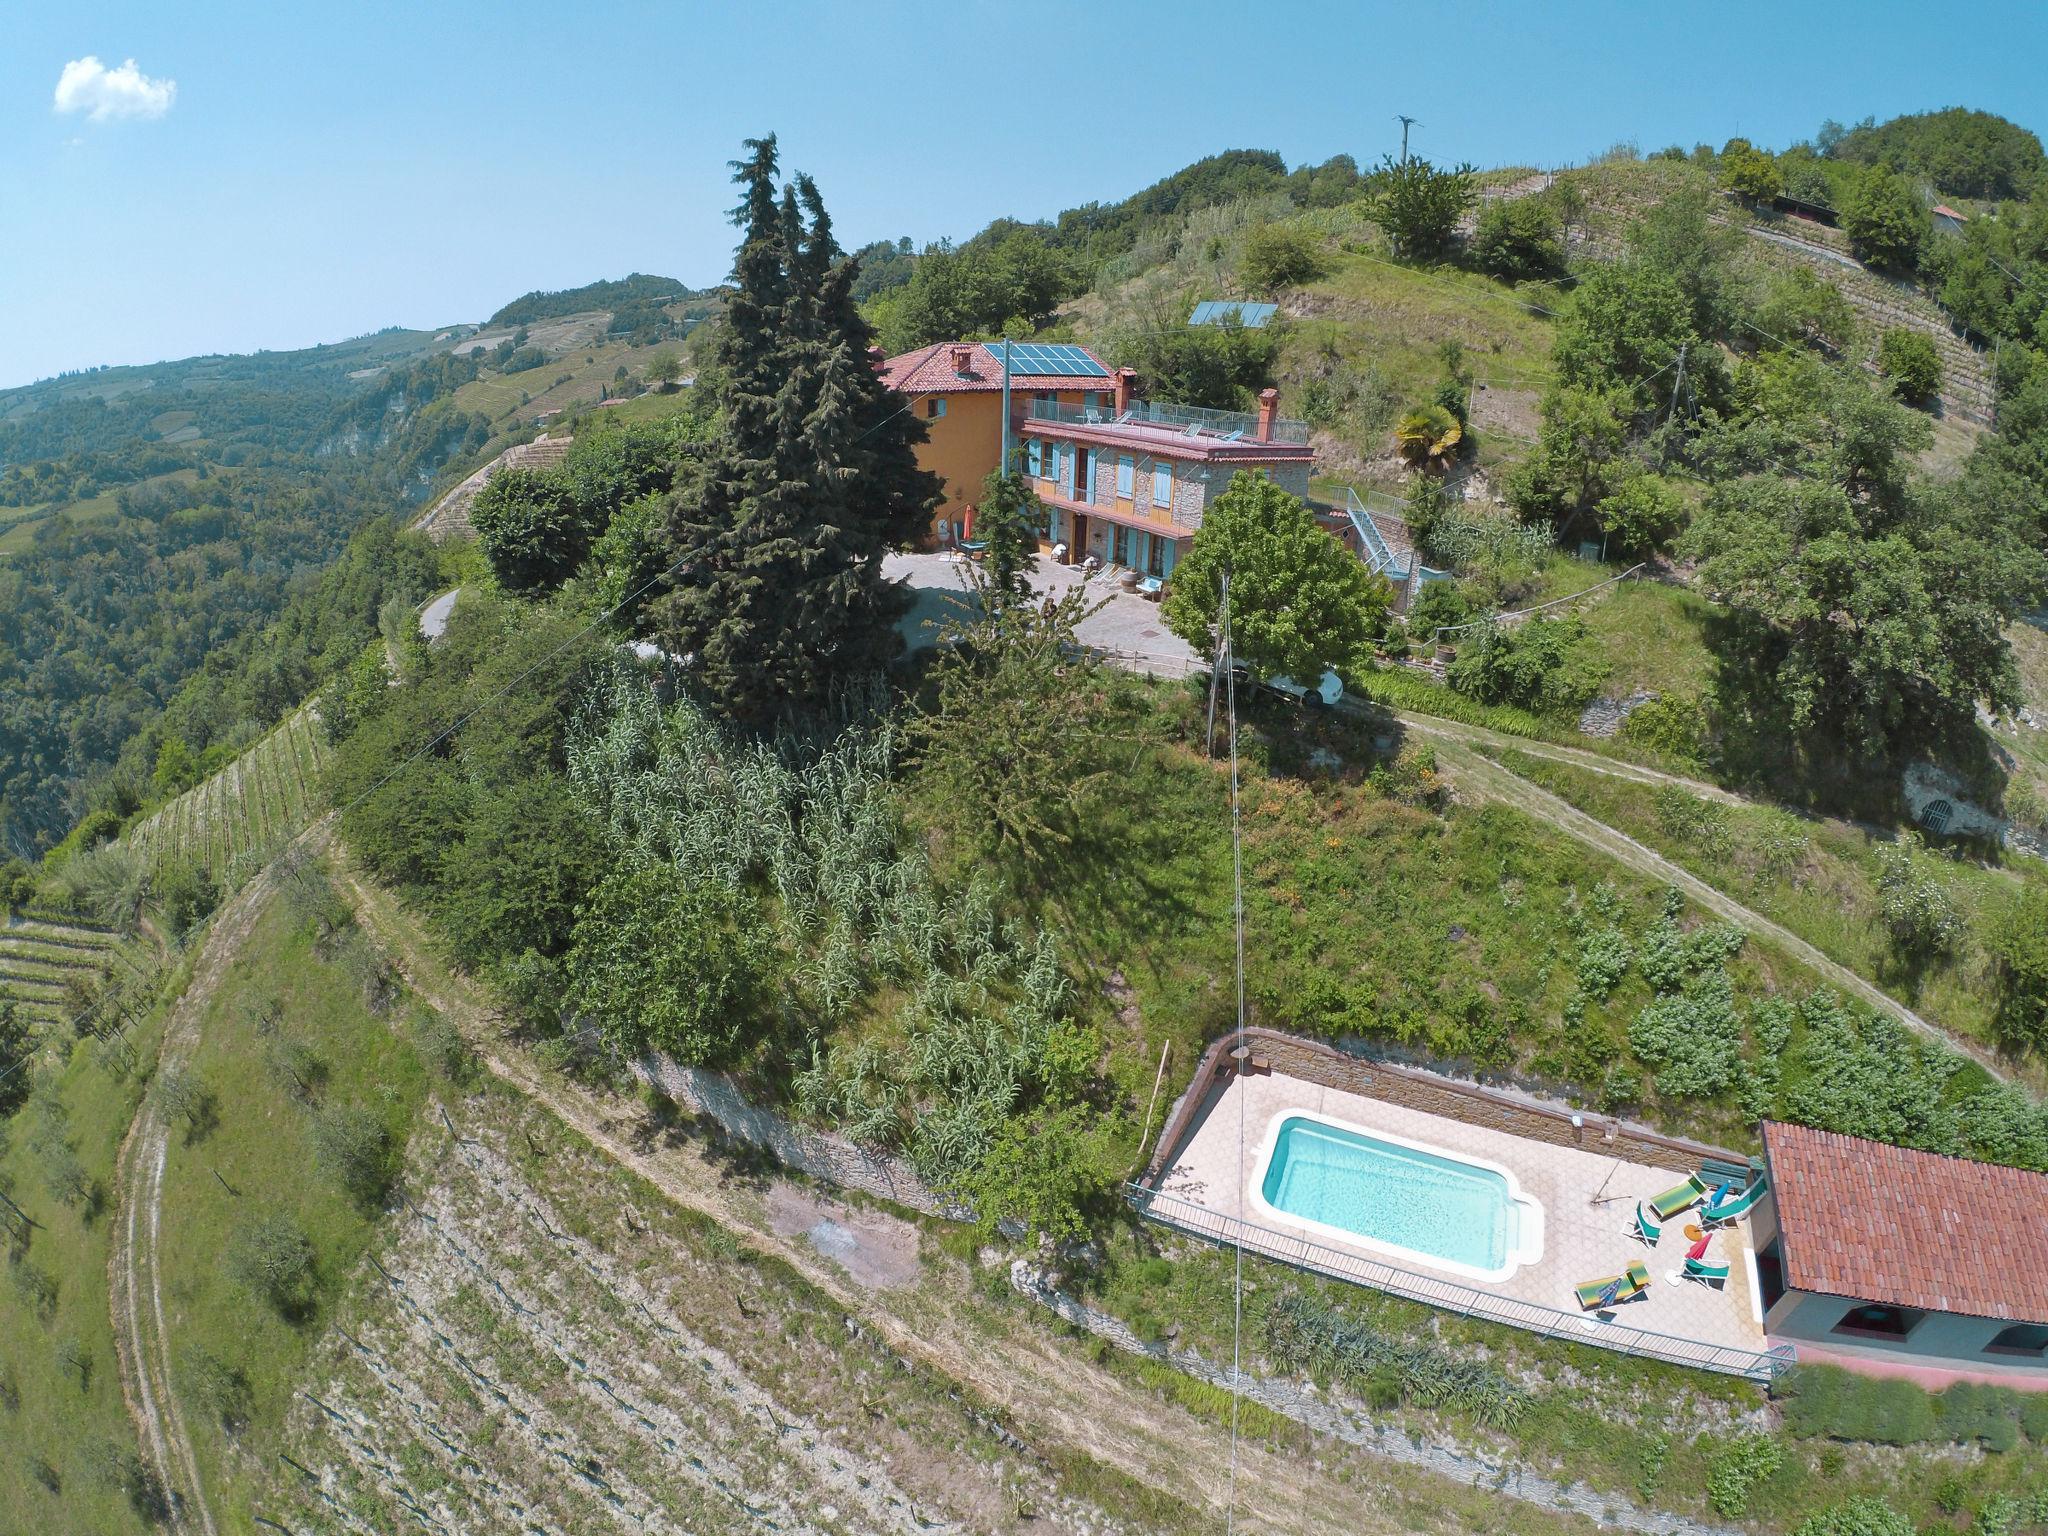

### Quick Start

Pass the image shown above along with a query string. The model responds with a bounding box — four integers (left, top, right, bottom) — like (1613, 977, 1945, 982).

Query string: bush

(152, 857, 220, 940)
(227, 1210, 316, 1315)
(1239, 222, 1323, 288)
(1874, 835, 1963, 955)
(1705, 1432, 1783, 1517)
(1470, 198, 1564, 282)
(1877, 328, 1942, 405)
(310, 1103, 396, 1203)
(1620, 691, 1710, 763)
(1445, 616, 1607, 717)
(1792, 1497, 1916, 1536)
(1630, 970, 1744, 1098)
(1989, 887, 2048, 1052)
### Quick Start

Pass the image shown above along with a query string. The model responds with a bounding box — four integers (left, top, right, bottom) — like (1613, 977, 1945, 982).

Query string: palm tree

(1393, 404, 1463, 471)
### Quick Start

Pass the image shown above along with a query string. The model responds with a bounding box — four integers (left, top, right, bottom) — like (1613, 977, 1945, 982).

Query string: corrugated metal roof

(1190, 301, 1279, 328)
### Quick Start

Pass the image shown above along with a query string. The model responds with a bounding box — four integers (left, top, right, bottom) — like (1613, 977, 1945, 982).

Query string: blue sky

(4, 0, 2046, 389)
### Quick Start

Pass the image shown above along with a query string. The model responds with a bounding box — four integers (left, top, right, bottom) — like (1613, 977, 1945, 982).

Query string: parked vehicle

(1222, 663, 1344, 709)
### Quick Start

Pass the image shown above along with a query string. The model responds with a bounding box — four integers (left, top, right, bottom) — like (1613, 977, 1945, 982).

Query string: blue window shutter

(1154, 463, 1172, 506)
(1117, 455, 1134, 496)
(1027, 439, 1042, 476)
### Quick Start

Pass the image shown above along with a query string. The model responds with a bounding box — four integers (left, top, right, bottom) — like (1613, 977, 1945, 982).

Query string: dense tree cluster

(657, 135, 940, 728)
(1826, 107, 2046, 201)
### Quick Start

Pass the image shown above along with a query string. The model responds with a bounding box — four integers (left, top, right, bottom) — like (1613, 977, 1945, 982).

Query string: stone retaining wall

(629, 1053, 970, 1219)
(1144, 1026, 1746, 1184)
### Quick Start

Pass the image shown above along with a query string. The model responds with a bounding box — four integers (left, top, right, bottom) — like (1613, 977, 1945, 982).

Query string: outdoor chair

(1628, 1201, 1662, 1246)
(1648, 1173, 1708, 1221)
(1574, 1260, 1652, 1312)
(1673, 1254, 1731, 1288)
(1701, 1175, 1767, 1227)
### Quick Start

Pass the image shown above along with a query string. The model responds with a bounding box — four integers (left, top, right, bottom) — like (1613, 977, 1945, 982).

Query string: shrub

(1575, 926, 1633, 999)
(1652, 783, 1731, 856)
(1704, 1432, 1783, 1517)
(1989, 887, 2048, 1052)
(1239, 222, 1324, 288)
(152, 857, 219, 940)
(1792, 1497, 1916, 1536)
(1877, 328, 1942, 405)
(1445, 616, 1607, 717)
(1874, 835, 1963, 955)
(227, 1210, 316, 1315)
(1631, 970, 1744, 1099)
(1621, 691, 1710, 763)
(1470, 198, 1564, 282)
(310, 1103, 396, 1203)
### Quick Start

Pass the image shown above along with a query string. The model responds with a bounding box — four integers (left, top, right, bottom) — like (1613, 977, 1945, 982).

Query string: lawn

(0, 998, 166, 1533)
(155, 883, 431, 1519)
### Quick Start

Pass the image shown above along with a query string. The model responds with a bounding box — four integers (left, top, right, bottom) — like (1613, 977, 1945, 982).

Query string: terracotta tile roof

(878, 341, 1111, 395)
(1762, 1121, 2048, 1324)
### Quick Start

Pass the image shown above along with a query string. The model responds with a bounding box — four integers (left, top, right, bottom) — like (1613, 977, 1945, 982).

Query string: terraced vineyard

(0, 911, 144, 1031)
(126, 706, 329, 877)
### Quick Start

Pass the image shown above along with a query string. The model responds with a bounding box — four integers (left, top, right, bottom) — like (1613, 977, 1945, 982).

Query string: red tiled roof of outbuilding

(1761, 1121, 2048, 1324)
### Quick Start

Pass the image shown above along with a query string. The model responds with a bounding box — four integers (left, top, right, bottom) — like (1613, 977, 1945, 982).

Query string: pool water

(1259, 1115, 1521, 1273)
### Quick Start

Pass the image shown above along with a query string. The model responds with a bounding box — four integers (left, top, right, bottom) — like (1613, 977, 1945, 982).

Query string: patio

(1148, 1065, 1776, 1377)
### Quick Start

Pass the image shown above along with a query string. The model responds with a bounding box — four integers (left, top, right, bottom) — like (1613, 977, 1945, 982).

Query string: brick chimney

(1256, 387, 1280, 442)
(1114, 367, 1137, 415)
(867, 346, 885, 372)
(950, 344, 973, 377)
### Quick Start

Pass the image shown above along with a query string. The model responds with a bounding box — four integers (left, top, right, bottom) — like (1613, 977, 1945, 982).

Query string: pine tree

(659, 138, 939, 729)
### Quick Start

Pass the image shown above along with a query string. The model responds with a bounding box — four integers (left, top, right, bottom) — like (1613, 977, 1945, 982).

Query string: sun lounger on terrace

(1672, 1254, 1732, 1288)
(1574, 1260, 1652, 1312)
(1701, 1175, 1767, 1227)
(1628, 1201, 1661, 1246)
(1649, 1174, 1708, 1221)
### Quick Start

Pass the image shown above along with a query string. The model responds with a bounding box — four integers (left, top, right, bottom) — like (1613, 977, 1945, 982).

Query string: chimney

(1114, 367, 1137, 415)
(1256, 387, 1280, 442)
(950, 344, 974, 377)
(867, 345, 886, 372)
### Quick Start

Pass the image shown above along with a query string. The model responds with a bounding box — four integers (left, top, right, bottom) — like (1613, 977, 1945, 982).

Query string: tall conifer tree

(661, 137, 938, 728)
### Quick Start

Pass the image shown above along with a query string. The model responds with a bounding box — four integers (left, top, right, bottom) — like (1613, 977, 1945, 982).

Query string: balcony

(1026, 395, 1310, 446)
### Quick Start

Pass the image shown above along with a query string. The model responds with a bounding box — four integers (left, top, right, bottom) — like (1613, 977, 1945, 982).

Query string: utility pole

(1659, 342, 1690, 468)
(1000, 337, 1013, 472)
(1395, 115, 1421, 163)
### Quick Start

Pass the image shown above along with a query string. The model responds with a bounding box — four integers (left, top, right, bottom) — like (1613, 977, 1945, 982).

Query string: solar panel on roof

(997, 341, 1107, 378)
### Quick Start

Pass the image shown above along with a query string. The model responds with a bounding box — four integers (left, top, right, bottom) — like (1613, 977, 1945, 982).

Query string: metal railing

(1128, 1184, 1795, 1382)
(1026, 395, 1310, 446)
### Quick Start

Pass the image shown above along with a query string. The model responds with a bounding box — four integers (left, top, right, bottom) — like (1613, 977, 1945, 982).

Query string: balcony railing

(1128, 1183, 1795, 1382)
(1027, 395, 1310, 446)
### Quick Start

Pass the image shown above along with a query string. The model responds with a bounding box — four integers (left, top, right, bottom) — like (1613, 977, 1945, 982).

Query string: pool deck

(1155, 1068, 1768, 1365)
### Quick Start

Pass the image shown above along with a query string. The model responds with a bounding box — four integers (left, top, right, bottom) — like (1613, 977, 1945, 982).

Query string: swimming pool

(1250, 1111, 1544, 1283)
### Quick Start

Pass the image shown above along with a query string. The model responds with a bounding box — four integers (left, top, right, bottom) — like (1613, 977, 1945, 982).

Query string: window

(1147, 533, 1168, 577)
(1832, 1304, 1924, 1342)
(924, 397, 946, 419)
(1116, 455, 1134, 498)
(1153, 462, 1173, 507)
(1986, 1324, 2048, 1357)
(1026, 439, 1043, 476)
(1083, 391, 1101, 412)
(1112, 525, 1133, 566)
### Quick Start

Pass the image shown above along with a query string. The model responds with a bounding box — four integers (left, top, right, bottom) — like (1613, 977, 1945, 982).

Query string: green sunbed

(1679, 1254, 1732, 1286)
(1575, 1260, 1652, 1311)
(1628, 1201, 1662, 1246)
(1649, 1173, 1709, 1221)
(1702, 1176, 1767, 1226)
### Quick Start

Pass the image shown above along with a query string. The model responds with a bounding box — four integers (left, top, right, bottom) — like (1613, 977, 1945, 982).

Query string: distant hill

(488, 273, 699, 328)
(1829, 106, 2046, 201)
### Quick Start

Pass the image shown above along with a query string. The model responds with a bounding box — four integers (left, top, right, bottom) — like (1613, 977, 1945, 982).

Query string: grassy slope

(946, 678, 1862, 1151)
(1489, 744, 2048, 1062)
(155, 890, 429, 1521)
(0, 1007, 165, 1534)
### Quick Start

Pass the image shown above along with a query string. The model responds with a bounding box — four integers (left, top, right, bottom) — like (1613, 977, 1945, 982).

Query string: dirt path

(1429, 742, 2014, 1081)
(330, 850, 1610, 1536)
(1378, 705, 1756, 807)
(109, 869, 285, 1536)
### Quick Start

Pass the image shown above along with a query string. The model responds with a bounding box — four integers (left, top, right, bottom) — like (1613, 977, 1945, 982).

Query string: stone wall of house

(1144, 1027, 1746, 1184)
(1171, 460, 1313, 532)
(629, 1052, 969, 1219)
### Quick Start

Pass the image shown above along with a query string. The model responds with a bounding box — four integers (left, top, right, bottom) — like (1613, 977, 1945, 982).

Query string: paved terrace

(887, 551, 1201, 674)
(1153, 1066, 1772, 1375)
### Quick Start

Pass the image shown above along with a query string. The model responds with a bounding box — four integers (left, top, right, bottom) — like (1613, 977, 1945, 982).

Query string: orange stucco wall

(910, 389, 1100, 544)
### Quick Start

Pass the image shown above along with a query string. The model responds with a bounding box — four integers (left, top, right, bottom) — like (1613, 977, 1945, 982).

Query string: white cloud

(53, 56, 176, 123)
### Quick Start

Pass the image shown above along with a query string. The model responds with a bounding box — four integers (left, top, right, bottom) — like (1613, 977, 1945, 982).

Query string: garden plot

(253, 1103, 1158, 1536)
(126, 706, 328, 878)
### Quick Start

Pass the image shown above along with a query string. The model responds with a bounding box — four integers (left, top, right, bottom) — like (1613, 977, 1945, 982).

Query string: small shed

(1932, 204, 1970, 236)
(1756, 1122, 2048, 1384)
